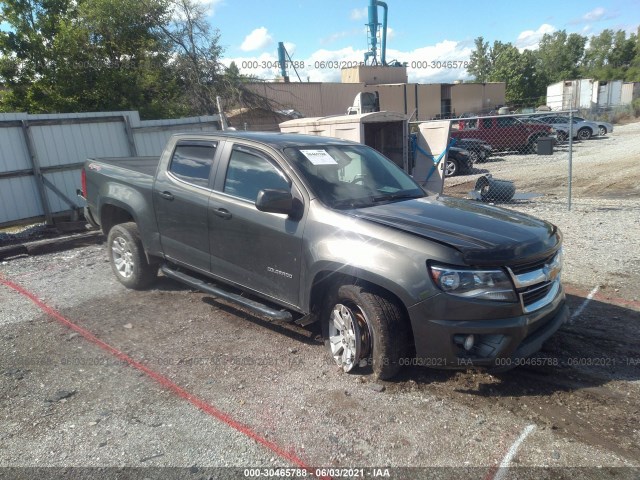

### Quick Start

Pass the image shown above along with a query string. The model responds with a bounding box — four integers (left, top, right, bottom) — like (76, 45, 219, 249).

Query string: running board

(161, 265, 293, 323)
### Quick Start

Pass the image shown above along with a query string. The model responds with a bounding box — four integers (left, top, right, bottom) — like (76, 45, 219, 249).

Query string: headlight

(428, 264, 517, 302)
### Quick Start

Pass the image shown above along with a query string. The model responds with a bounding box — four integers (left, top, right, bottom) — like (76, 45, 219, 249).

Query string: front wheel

(324, 283, 410, 380)
(107, 222, 158, 290)
(444, 158, 459, 177)
(599, 125, 607, 136)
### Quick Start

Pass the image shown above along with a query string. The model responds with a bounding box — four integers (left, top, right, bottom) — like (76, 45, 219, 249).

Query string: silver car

(573, 116, 614, 136)
(537, 115, 601, 141)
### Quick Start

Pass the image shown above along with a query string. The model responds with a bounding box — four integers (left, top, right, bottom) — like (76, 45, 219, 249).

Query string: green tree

(537, 30, 586, 85)
(0, 0, 188, 117)
(467, 36, 491, 82)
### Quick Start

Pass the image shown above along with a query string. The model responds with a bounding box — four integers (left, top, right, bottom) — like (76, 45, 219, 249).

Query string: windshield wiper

(331, 197, 375, 209)
(371, 192, 424, 203)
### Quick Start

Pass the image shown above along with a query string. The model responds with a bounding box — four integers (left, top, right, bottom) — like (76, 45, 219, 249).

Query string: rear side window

(482, 118, 493, 129)
(169, 142, 217, 187)
(224, 146, 290, 202)
(497, 117, 518, 127)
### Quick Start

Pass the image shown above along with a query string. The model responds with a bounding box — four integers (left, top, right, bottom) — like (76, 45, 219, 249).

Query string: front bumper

(407, 284, 568, 369)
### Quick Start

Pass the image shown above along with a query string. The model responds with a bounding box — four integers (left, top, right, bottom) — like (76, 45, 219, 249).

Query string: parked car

(450, 116, 553, 153)
(572, 116, 613, 136)
(80, 132, 567, 380)
(518, 117, 565, 142)
(453, 138, 493, 163)
(536, 115, 601, 141)
(445, 147, 474, 177)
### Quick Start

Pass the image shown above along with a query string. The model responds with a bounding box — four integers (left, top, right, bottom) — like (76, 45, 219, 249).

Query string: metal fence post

(568, 99, 573, 211)
(122, 115, 138, 157)
(21, 120, 54, 225)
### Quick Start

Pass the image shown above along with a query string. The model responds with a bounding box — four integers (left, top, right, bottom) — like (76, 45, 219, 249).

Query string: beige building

(243, 66, 505, 130)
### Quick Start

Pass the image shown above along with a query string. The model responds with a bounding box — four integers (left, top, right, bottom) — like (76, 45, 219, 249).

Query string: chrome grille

(508, 249, 562, 313)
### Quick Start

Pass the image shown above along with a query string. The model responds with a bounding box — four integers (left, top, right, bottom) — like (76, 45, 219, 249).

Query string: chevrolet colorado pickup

(81, 132, 568, 379)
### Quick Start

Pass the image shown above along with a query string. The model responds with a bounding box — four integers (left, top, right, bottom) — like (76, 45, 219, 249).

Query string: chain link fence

(416, 110, 612, 207)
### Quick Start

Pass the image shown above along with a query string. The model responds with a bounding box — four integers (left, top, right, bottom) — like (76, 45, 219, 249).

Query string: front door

(208, 143, 304, 307)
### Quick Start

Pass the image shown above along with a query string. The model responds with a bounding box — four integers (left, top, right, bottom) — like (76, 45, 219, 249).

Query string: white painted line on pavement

(493, 424, 537, 480)
(570, 285, 600, 323)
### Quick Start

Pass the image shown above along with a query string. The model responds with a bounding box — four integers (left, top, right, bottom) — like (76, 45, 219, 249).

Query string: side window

(224, 146, 290, 202)
(465, 118, 478, 129)
(169, 142, 217, 188)
(497, 117, 517, 127)
(482, 118, 493, 129)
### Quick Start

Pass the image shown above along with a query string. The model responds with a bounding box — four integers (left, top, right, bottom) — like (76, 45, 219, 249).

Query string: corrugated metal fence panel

(29, 121, 132, 168)
(0, 125, 31, 172)
(133, 130, 178, 157)
(42, 169, 84, 213)
(133, 123, 220, 157)
(0, 112, 224, 226)
(0, 176, 42, 224)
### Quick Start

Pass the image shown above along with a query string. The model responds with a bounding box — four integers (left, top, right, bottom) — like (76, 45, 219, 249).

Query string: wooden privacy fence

(0, 112, 221, 227)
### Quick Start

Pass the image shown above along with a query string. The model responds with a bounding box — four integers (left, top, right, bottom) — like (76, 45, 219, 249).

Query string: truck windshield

(284, 145, 425, 209)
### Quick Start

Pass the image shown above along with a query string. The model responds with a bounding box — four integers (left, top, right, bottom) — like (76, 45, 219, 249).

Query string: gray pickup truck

(81, 132, 568, 379)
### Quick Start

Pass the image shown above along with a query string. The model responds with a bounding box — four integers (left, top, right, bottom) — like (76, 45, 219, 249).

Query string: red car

(451, 116, 553, 153)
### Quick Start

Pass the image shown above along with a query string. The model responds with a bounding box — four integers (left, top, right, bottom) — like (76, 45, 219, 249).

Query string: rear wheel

(324, 283, 410, 380)
(107, 222, 158, 290)
(577, 128, 591, 140)
(557, 130, 568, 142)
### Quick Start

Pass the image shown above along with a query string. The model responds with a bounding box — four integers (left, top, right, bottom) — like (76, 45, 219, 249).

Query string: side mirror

(255, 189, 294, 215)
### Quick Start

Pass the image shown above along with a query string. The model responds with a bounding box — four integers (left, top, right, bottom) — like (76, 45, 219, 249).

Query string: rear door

(208, 142, 305, 307)
(154, 139, 220, 272)
(495, 116, 527, 150)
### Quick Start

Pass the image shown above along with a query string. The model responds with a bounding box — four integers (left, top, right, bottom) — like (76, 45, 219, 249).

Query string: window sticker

(300, 149, 338, 165)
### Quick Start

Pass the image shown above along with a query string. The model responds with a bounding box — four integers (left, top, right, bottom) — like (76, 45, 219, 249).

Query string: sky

(203, 0, 640, 83)
(1, 0, 638, 83)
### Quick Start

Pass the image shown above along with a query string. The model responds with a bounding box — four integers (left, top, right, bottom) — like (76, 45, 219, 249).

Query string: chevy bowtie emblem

(543, 262, 559, 282)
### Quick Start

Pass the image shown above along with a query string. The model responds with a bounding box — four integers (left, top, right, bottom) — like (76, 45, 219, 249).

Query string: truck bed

(90, 156, 160, 177)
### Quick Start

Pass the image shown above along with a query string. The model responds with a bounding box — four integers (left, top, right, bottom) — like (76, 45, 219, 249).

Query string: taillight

(81, 168, 87, 198)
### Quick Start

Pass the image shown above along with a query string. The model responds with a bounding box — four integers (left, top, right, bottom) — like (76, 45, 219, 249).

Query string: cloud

(350, 8, 368, 21)
(569, 7, 618, 25)
(240, 27, 273, 52)
(386, 27, 396, 40)
(225, 38, 476, 84)
(515, 23, 556, 50)
(583, 7, 606, 22)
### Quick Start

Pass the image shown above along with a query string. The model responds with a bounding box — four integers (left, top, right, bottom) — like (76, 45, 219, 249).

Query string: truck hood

(348, 196, 560, 266)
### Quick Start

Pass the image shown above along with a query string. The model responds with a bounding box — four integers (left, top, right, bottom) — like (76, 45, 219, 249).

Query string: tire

(468, 150, 480, 164)
(323, 283, 410, 380)
(444, 157, 459, 177)
(577, 128, 591, 141)
(557, 131, 568, 142)
(599, 125, 607, 136)
(107, 222, 158, 290)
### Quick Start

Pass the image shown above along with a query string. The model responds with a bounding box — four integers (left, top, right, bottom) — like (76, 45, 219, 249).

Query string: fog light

(464, 334, 475, 351)
(454, 334, 476, 351)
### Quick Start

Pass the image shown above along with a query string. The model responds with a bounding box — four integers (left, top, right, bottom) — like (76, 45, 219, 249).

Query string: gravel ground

(1, 248, 639, 476)
(1, 122, 639, 478)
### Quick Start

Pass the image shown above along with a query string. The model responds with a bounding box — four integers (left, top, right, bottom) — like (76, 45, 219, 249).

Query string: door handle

(158, 191, 174, 201)
(213, 208, 232, 220)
